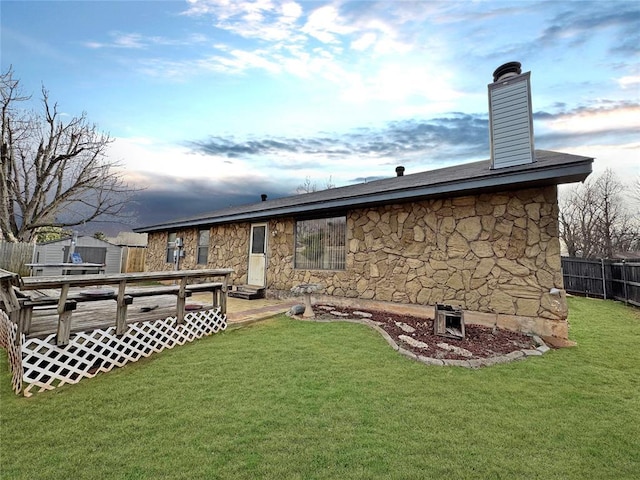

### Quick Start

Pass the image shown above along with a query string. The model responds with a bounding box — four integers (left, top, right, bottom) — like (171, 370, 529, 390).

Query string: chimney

(488, 61, 535, 169)
(395, 166, 405, 177)
(261, 194, 268, 202)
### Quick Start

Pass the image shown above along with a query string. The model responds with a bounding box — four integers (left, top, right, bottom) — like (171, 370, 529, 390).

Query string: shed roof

(37, 235, 120, 247)
(135, 149, 592, 234)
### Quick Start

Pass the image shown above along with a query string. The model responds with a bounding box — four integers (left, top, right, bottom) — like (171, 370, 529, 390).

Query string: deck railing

(0, 268, 233, 396)
(8, 268, 232, 345)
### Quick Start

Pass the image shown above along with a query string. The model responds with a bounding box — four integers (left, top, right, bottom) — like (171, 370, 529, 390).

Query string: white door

(247, 223, 267, 287)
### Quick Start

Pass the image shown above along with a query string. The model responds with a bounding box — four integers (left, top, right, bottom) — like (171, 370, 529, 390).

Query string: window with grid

(166, 232, 176, 263)
(197, 229, 210, 265)
(295, 216, 346, 270)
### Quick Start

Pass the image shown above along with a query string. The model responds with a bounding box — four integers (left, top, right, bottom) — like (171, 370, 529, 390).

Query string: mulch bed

(313, 304, 539, 360)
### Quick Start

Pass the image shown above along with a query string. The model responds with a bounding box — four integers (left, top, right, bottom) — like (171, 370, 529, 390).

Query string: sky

(2, 0, 639, 233)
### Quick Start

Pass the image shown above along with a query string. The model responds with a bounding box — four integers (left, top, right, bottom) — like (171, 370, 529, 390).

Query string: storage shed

(31, 236, 123, 276)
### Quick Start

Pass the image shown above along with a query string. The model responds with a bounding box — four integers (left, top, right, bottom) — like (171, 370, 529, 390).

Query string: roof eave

(135, 158, 592, 233)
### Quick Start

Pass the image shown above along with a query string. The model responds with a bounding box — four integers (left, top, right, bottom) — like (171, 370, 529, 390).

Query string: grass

(1, 296, 639, 479)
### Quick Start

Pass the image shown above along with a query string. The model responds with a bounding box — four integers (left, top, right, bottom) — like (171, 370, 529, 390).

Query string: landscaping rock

(399, 335, 430, 350)
(522, 349, 543, 356)
(436, 342, 473, 358)
(395, 321, 416, 333)
(289, 304, 305, 315)
(536, 344, 551, 354)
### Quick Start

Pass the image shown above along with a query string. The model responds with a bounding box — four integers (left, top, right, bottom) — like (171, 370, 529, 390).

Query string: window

(295, 216, 346, 270)
(166, 232, 176, 263)
(197, 229, 210, 265)
(251, 225, 266, 254)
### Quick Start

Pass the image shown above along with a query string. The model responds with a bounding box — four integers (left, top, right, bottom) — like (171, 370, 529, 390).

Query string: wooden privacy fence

(561, 257, 640, 307)
(121, 246, 146, 272)
(0, 241, 34, 277)
(0, 268, 232, 396)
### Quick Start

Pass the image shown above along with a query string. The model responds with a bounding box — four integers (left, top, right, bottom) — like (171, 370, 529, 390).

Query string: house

(134, 63, 593, 340)
(31, 235, 123, 276)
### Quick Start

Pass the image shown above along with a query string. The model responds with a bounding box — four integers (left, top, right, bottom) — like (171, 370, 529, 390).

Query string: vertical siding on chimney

(489, 72, 535, 169)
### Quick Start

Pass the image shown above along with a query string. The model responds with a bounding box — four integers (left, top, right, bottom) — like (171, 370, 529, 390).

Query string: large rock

(430, 259, 449, 270)
(540, 291, 568, 319)
(456, 217, 482, 241)
(470, 241, 494, 258)
(440, 216, 455, 235)
(545, 240, 562, 270)
(446, 272, 464, 290)
(516, 298, 540, 316)
(507, 197, 526, 217)
(536, 269, 555, 290)
(497, 258, 530, 276)
(489, 290, 515, 314)
(446, 232, 470, 258)
(473, 257, 495, 278)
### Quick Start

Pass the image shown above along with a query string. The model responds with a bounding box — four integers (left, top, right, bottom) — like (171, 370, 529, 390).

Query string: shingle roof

(134, 149, 592, 233)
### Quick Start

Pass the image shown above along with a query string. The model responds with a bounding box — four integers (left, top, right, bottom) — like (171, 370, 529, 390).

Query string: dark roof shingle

(135, 150, 592, 233)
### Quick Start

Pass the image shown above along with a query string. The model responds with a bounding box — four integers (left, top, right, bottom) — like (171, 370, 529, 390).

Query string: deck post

(176, 277, 187, 323)
(116, 279, 128, 335)
(56, 300, 77, 346)
(17, 304, 33, 336)
(211, 286, 220, 310)
(56, 283, 72, 346)
(221, 274, 228, 315)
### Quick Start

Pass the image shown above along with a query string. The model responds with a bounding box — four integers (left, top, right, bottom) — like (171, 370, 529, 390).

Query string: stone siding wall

(145, 185, 568, 337)
(145, 224, 252, 285)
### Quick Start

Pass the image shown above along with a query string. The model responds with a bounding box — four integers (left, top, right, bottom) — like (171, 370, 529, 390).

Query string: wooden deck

(2, 268, 232, 346)
(0, 268, 241, 397)
(25, 292, 211, 338)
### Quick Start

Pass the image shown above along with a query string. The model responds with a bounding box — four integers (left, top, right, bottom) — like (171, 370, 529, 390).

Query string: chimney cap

(493, 61, 522, 82)
(395, 166, 405, 177)
(260, 194, 268, 201)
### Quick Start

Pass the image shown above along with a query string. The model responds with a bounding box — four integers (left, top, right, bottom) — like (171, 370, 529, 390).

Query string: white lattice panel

(20, 308, 226, 397)
(0, 311, 23, 394)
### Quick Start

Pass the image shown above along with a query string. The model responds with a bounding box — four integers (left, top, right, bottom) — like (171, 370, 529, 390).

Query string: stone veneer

(145, 185, 569, 339)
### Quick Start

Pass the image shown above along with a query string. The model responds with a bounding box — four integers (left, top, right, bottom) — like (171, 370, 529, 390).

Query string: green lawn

(1, 297, 639, 479)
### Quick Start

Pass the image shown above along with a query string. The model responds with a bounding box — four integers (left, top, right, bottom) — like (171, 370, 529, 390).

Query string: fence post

(622, 260, 628, 305)
(601, 258, 607, 300)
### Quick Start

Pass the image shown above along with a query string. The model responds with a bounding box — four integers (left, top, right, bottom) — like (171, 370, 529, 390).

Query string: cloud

(182, 0, 307, 43)
(534, 101, 640, 147)
(536, 2, 640, 54)
(84, 31, 209, 50)
(302, 4, 354, 44)
(127, 170, 291, 226)
(122, 100, 640, 228)
(173, 0, 451, 106)
(618, 75, 640, 89)
(188, 112, 491, 170)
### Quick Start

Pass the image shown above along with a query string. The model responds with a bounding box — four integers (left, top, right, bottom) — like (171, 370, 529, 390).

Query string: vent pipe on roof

(396, 166, 405, 177)
(488, 61, 535, 169)
(261, 194, 268, 202)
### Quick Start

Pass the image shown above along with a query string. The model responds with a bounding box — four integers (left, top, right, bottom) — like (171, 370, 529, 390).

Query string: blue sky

(2, 0, 639, 230)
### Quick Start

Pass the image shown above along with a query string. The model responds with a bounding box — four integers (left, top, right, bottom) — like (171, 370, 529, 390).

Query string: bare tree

(632, 177, 640, 203)
(296, 175, 335, 194)
(559, 169, 639, 258)
(1, 68, 134, 243)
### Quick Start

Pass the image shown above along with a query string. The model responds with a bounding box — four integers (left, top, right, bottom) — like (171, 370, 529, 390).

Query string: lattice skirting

(1, 308, 226, 397)
(0, 311, 23, 395)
